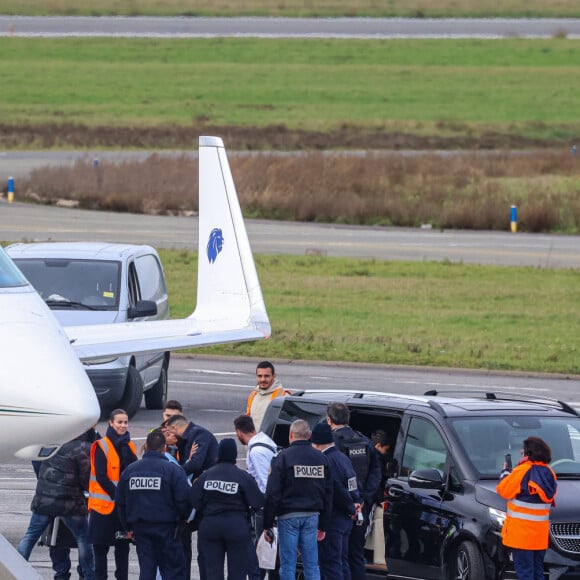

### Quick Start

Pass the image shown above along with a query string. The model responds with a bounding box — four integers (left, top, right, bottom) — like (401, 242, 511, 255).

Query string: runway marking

(185, 368, 248, 376)
(170, 379, 252, 389)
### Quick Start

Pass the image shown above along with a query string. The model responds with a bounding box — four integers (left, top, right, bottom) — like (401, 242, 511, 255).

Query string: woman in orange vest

(496, 436, 557, 580)
(88, 408, 138, 580)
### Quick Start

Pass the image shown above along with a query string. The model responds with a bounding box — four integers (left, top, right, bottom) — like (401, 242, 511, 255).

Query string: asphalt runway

(0, 16, 579, 38)
(1, 200, 579, 268)
(2, 355, 580, 578)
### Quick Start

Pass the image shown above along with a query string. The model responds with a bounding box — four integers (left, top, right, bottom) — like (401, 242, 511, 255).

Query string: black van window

(401, 417, 448, 478)
(271, 400, 327, 447)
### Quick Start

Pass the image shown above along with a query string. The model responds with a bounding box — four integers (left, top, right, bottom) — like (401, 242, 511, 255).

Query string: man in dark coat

(166, 413, 218, 580)
(17, 428, 98, 580)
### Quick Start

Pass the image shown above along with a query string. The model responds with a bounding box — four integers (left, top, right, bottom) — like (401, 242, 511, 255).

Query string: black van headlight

(488, 507, 506, 529)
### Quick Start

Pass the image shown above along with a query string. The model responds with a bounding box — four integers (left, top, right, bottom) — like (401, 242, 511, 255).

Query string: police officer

(165, 413, 218, 579)
(311, 422, 362, 580)
(263, 419, 333, 580)
(115, 430, 191, 580)
(327, 402, 381, 580)
(189, 438, 264, 580)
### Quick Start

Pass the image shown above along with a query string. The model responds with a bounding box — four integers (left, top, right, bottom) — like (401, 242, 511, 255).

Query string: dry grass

(16, 150, 580, 233)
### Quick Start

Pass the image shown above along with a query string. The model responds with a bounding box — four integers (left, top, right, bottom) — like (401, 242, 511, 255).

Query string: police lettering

(349, 448, 367, 456)
(204, 480, 239, 494)
(348, 476, 358, 492)
(294, 465, 324, 478)
(129, 477, 161, 490)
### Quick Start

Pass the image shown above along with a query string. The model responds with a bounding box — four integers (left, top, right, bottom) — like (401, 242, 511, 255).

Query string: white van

(7, 242, 170, 418)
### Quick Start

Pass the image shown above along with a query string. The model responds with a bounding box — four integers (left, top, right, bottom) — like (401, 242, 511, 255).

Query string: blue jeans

(277, 514, 320, 580)
(512, 548, 546, 580)
(17, 512, 95, 580)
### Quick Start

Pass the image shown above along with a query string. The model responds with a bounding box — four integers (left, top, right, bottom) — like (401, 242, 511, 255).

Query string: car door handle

(388, 486, 404, 498)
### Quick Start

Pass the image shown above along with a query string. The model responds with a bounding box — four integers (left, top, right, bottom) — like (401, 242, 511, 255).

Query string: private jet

(0, 136, 270, 461)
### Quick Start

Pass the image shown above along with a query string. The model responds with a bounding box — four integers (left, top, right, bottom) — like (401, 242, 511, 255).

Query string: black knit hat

(218, 438, 238, 463)
(311, 422, 334, 444)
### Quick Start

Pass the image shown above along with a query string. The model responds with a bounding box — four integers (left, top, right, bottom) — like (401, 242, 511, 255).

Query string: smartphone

(505, 453, 513, 470)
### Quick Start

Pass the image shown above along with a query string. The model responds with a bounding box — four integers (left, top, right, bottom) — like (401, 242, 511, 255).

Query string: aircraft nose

(0, 302, 100, 460)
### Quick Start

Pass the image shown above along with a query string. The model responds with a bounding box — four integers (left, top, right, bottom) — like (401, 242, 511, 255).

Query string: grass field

(2, 0, 580, 18)
(1, 38, 580, 148)
(158, 250, 580, 375)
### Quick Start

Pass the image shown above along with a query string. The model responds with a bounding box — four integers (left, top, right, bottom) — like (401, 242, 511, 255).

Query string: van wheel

(452, 541, 485, 580)
(119, 366, 143, 419)
(145, 365, 168, 410)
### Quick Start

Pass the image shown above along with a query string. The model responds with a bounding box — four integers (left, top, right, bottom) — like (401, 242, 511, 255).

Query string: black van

(261, 390, 580, 579)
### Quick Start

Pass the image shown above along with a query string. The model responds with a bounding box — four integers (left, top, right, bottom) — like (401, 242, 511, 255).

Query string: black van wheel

(118, 366, 143, 419)
(453, 541, 485, 580)
(145, 364, 168, 410)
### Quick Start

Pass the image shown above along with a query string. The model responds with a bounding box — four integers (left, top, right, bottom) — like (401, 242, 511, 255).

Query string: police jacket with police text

(177, 422, 218, 479)
(115, 450, 192, 530)
(263, 439, 333, 532)
(333, 425, 381, 505)
(324, 445, 361, 524)
(189, 462, 264, 518)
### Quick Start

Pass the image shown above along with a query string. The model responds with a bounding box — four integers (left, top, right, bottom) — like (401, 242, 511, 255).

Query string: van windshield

(13, 258, 121, 311)
(450, 416, 580, 478)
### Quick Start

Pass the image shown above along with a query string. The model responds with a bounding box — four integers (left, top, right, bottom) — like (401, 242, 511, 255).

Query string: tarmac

(0, 460, 204, 579)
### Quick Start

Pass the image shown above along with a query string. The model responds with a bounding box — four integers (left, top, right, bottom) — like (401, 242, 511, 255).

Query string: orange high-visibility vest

(496, 461, 557, 550)
(246, 386, 291, 416)
(88, 437, 137, 515)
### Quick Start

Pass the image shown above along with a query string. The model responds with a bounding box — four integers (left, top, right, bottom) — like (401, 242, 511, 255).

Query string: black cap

(218, 438, 238, 463)
(311, 422, 334, 444)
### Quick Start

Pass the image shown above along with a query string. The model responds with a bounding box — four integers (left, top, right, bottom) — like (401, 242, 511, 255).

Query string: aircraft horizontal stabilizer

(67, 136, 270, 360)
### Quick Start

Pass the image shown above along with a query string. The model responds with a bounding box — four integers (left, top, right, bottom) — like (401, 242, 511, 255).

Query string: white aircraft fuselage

(0, 277, 100, 460)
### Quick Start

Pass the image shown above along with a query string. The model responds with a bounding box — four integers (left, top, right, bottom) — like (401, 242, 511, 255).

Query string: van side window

(128, 262, 141, 307)
(134, 254, 166, 302)
(401, 417, 448, 478)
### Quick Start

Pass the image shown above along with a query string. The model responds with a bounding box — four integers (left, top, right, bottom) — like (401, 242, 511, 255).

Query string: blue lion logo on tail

(207, 228, 224, 263)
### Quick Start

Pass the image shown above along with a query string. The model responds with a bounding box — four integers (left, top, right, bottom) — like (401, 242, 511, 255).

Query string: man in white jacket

(245, 361, 290, 431)
(234, 414, 279, 580)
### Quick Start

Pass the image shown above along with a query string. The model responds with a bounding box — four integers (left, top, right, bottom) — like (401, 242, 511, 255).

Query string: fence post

(510, 205, 517, 233)
(7, 177, 14, 203)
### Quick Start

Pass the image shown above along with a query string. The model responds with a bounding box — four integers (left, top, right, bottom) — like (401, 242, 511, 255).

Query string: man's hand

(317, 530, 326, 542)
(264, 528, 275, 544)
(189, 442, 199, 459)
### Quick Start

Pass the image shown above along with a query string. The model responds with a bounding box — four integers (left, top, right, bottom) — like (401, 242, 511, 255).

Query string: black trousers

(197, 514, 252, 580)
(93, 540, 130, 580)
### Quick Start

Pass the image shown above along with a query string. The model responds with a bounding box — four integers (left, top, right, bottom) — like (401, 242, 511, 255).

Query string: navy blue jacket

(332, 425, 382, 505)
(115, 451, 191, 529)
(177, 422, 218, 478)
(190, 462, 264, 518)
(324, 445, 362, 527)
(263, 439, 333, 532)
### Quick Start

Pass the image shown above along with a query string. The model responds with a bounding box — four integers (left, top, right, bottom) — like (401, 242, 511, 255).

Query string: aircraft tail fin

(68, 136, 270, 359)
(191, 136, 270, 336)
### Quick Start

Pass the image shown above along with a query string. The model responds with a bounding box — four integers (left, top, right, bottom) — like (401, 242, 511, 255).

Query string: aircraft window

(0, 248, 28, 288)
(12, 258, 121, 309)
